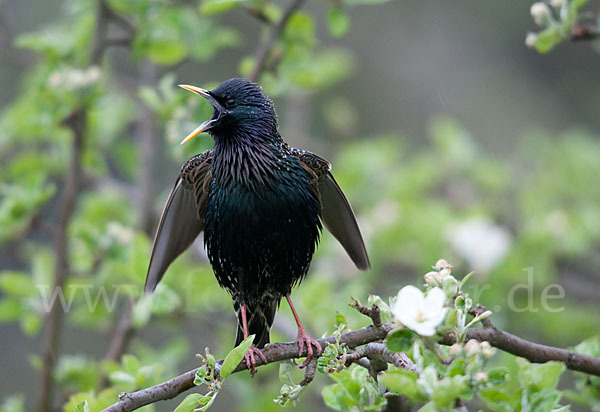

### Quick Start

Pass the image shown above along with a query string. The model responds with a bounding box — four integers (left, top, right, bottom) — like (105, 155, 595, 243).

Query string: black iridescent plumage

(145, 78, 369, 373)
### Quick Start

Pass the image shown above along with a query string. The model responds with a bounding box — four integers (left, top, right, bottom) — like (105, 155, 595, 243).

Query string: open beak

(178, 84, 222, 144)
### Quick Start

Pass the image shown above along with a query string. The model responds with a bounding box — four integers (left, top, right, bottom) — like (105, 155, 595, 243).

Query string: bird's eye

(226, 98, 235, 108)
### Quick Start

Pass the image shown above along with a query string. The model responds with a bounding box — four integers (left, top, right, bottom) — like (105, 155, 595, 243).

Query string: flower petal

(397, 285, 425, 307)
(424, 287, 446, 307)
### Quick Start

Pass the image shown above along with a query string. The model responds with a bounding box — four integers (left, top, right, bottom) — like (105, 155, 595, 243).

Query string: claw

(296, 327, 322, 368)
(243, 346, 267, 376)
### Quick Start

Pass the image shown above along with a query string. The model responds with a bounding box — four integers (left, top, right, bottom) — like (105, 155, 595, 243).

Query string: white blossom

(474, 372, 489, 384)
(391, 286, 448, 336)
(449, 218, 511, 273)
(530, 2, 551, 25)
(525, 32, 538, 49)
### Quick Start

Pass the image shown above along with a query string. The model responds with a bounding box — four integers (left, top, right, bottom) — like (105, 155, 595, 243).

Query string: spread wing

(291, 148, 370, 270)
(144, 151, 213, 293)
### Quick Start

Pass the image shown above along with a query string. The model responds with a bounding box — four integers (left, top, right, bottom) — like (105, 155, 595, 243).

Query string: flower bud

(443, 276, 459, 296)
(448, 343, 462, 356)
(424, 271, 442, 287)
(474, 372, 489, 385)
(439, 268, 452, 279)
(530, 2, 551, 26)
(480, 341, 496, 358)
(525, 32, 537, 49)
(464, 339, 480, 357)
(434, 259, 452, 271)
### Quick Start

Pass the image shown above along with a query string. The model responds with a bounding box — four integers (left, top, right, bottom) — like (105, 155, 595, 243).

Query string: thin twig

(569, 24, 600, 41)
(99, 304, 135, 389)
(37, 109, 86, 412)
(345, 343, 419, 375)
(248, 0, 308, 82)
(299, 357, 317, 387)
(468, 304, 492, 328)
(135, 61, 158, 234)
(99, 60, 157, 389)
(363, 343, 419, 373)
(90, 0, 136, 64)
(349, 297, 382, 328)
(245, 7, 273, 25)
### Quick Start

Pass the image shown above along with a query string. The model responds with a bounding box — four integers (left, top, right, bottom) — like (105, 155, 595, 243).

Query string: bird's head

(178, 78, 277, 144)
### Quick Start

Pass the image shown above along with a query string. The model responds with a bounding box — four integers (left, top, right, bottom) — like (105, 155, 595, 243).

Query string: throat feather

(212, 134, 281, 187)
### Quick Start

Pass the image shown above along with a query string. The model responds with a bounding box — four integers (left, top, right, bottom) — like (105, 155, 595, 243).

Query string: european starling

(145, 78, 369, 374)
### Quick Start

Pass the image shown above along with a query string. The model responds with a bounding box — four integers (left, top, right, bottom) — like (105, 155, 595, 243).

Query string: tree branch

(248, 0, 308, 82)
(101, 310, 600, 412)
(37, 0, 129, 408)
(102, 324, 390, 412)
(442, 326, 600, 376)
(90, 0, 136, 64)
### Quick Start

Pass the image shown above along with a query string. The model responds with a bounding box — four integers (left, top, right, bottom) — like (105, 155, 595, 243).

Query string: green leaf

(173, 393, 204, 412)
(0, 299, 23, 322)
(146, 41, 186, 65)
(417, 402, 438, 412)
(564, 0, 589, 27)
(517, 358, 565, 390)
(0, 271, 35, 297)
(532, 26, 564, 54)
(196, 392, 218, 411)
(321, 384, 343, 411)
(530, 362, 566, 390)
(327, 8, 350, 38)
(220, 335, 254, 379)
(478, 387, 514, 412)
(151, 285, 182, 315)
(487, 367, 509, 385)
(74, 400, 90, 412)
(431, 375, 469, 408)
(121, 354, 140, 374)
(528, 387, 563, 412)
(132, 294, 153, 328)
(446, 358, 466, 377)
(20, 312, 42, 336)
(279, 361, 294, 385)
(385, 328, 415, 353)
(200, 0, 246, 15)
(138, 87, 163, 113)
(0, 394, 25, 412)
(380, 369, 421, 399)
(109, 371, 136, 386)
(334, 311, 347, 327)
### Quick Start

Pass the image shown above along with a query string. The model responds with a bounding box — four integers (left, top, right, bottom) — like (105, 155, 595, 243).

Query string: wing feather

(291, 148, 370, 270)
(144, 151, 212, 293)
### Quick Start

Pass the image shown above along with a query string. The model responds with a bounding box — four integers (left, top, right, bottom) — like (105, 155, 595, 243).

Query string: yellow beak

(178, 84, 221, 145)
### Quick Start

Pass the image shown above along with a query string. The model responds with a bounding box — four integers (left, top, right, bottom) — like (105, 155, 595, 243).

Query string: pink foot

(296, 327, 322, 368)
(244, 346, 267, 376)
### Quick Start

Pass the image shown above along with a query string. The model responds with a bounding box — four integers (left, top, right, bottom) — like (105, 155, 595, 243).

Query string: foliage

(1, 0, 600, 411)
(525, 0, 598, 53)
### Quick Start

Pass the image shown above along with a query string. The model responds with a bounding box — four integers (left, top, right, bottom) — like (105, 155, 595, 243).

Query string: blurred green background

(1, 0, 600, 411)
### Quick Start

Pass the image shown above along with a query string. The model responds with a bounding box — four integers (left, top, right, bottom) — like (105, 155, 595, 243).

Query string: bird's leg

(240, 304, 267, 376)
(285, 295, 322, 368)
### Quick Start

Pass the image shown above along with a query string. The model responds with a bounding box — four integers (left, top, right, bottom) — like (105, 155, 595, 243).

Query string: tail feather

(234, 300, 278, 348)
